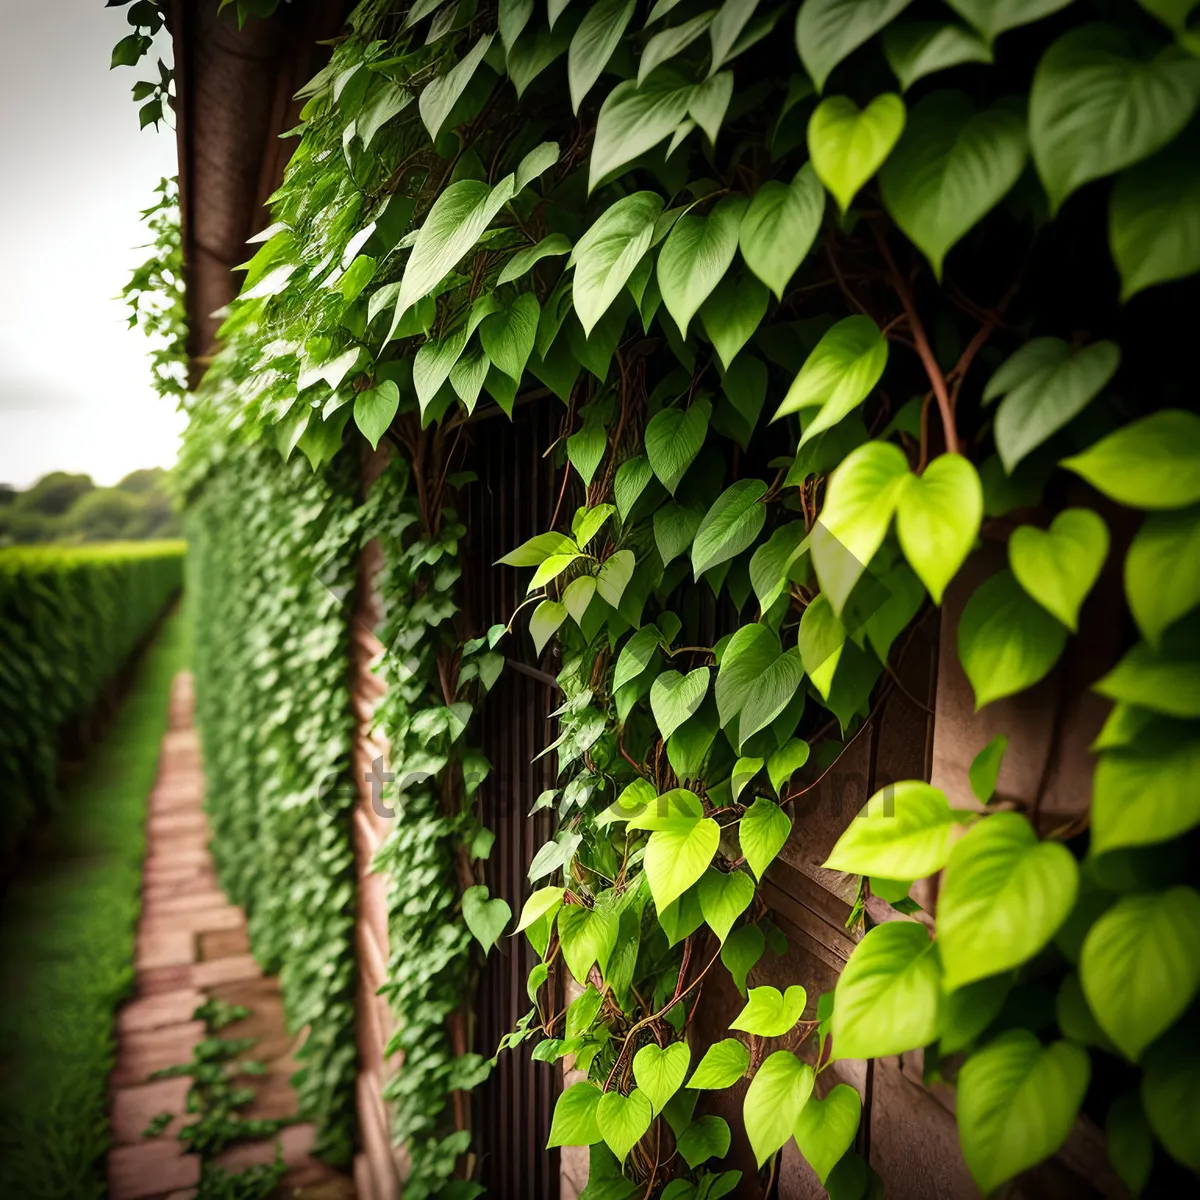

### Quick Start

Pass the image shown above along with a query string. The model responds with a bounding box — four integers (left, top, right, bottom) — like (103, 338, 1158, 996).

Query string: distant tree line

(0, 468, 181, 545)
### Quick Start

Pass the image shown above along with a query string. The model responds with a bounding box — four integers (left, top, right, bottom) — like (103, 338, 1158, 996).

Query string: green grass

(0, 606, 191, 1198)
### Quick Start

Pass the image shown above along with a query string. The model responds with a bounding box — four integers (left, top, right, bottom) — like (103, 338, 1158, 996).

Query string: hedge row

(0, 541, 185, 852)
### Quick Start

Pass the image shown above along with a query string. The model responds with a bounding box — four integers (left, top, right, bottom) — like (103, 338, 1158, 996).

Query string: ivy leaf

(882, 22, 992, 91)
(632, 1042, 691, 1115)
(698, 868, 755, 943)
(419, 32, 494, 139)
(596, 1089, 653, 1163)
(547, 1081, 604, 1147)
(558, 900, 620, 983)
(895, 453, 982, 604)
(1029, 24, 1200, 214)
(687, 1038, 750, 1089)
(1061, 409, 1200, 510)
(480, 293, 540, 383)
(530, 599, 567, 654)
(811, 441, 911, 616)
(498, 233, 573, 286)
(809, 93, 906, 214)
(988, 339, 1120, 473)
(677, 1115, 731, 1169)
(596, 549, 636, 607)
(738, 164, 825, 300)
(1081, 886, 1200, 1062)
(798, 593, 845, 699)
(738, 797, 792, 881)
(1008, 508, 1109, 632)
(714, 624, 806, 748)
(573, 192, 665, 336)
(460, 885, 511, 956)
(767, 739, 809, 796)
(658, 197, 748, 336)
(573, 503, 616, 550)
(793, 1084, 862, 1185)
(642, 814, 721, 911)
(957, 569, 1068, 708)
(743, 1051, 814, 1167)
(968, 735, 1008, 804)
(731, 984, 807, 1037)
(721, 924, 765, 997)
(500, 531, 579, 566)
(824, 780, 957, 879)
(692, 480, 767, 577)
(639, 11, 715, 83)
(700, 271, 771, 370)
(567, 404, 611, 486)
(613, 456, 655, 521)
(650, 668, 710, 740)
(1092, 737, 1200, 854)
(613, 627, 662, 693)
(957, 1032, 1089, 1195)
(655, 501, 705, 566)
(568, 0, 635, 112)
(938, 812, 1079, 991)
(1125, 505, 1200, 647)
(880, 91, 1026, 280)
(709, 0, 763, 74)
(749, 522, 809, 612)
(353, 381, 400, 450)
(689, 70, 734, 144)
(563, 576, 597, 624)
(831, 922, 942, 1059)
(945, 0, 1072, 42)
(795, 0, 915, 93)
(515, 885, 565, 933)
(589, 71, 696, 192)
(645, 397, 711, 494)
(529, 553, 582, 592)
(772, 316, 889, 446)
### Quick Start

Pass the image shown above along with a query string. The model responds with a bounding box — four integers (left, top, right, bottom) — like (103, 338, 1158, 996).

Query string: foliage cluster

(0, 539, 184, 852)
(170, 0, 1200, 1196)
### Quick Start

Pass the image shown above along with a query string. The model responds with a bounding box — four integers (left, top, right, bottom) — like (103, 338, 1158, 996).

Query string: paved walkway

(107, 673, 354, 1199)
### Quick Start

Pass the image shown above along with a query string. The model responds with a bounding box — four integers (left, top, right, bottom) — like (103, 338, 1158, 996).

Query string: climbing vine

(168, 0, 1200, 1196)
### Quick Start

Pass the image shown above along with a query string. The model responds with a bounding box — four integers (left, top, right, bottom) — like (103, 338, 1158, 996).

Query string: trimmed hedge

(0, 540, 185, 850)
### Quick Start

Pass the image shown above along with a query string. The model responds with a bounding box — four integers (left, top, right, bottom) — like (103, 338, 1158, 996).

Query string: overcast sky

(0, 1, 184, 490)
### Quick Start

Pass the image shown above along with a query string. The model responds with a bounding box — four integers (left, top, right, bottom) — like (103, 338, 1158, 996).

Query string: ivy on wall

(158, 0, 1200, 1196)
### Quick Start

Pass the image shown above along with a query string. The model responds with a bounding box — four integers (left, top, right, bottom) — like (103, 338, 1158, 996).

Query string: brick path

(108, 673, 355, 1200)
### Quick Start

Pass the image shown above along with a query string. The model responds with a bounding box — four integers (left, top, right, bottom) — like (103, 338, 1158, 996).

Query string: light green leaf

(944, 0, 1072, 41)
(795, 0, 915, 93)
(1081, 886, 1200, 1062)
(516, 885, 565, 933)
(596, 1089, 653, 1162)
(1094, 630, 1200, 718)
(480, 292, 540, 382)
(613, 456, 655, 521)
(794, 1084, 862, 1185)
(498, 233, 573, 285)
(418, 33, 494, 141)
(530, 599, 567, 655)
(941, 974, 1013, 1055)
(709, 0, 763, 74)
(1092, 737, 1200, 853)
(743, 1051, 814, 1167)
(573, 191, 665, 336)
(569, 0, 636, 112)
(613, 627, 662, 693)
(1009, 508, 1109, 631)
(1061, 409, 1200, 510)
(596, 549, 636, 608)
(688, 1038, 750, 1089)
(1029, 24, 1200, 213)
(633, 1041, 691, 1115)
(689, 70, 734, 144)
(699, 271, 770, 370)
(528, 552, 581, 592)
(517, 141, 561, 191)
(650, 668, 710, 740)
(563, 575, 597, 624)
(750, 522, 809, 612)
(645, 397, 711, 494)
(353, 380, 400, 450)
(938, 812, 1079, 990)
(882, 22, 992, 91)
(547, 1081, 603, 1147)
(462, 884, 511, 954)
(738, 163, 825, 300)
(831, 922, 942, 1059)
(968, 735, 1007, 804)
(590, 71, 696, 192)
(573, 503, 616, 550)
(413, 325, 468, 414)
(809, 93, 906, 214)
(639, 11, 714, 84)
(957, 569, 1068, 708)
(730, 756, 763, 804)
(644, 815, 722, 911)
(692, 479, 767, 577)
(658, 196, 748, 336)
(1125, 504, 1200, 647)
(895, 453, 982, 603)
(824, 780, 957, 879)
(767, 739, 809, 796)
(678, 1115, 731, 1169)
(739, 797, 792, 880)
(698, 868, 755, 942)
(797, 593, 845, 699)
(957, 1031, 1089, 1195)
(715, 624, 806, 748)
(731, 984, 807, 1037)
(449, 345, 490, 413)
(500, 531, 579, 567)
(558, 900, 620, 983)
(880, 91, 1026, 280)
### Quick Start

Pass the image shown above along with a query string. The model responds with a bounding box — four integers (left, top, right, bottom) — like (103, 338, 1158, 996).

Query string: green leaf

(450, 345, 490, 413)
(650, 668, 710, 740)
(738, 164, 826, 299)
(1081, 886, 1200, 1062)
(750, 522, 809, 612)
(937, 812, 1079, 991)
(689, 70, 734, 144)
(547, 1081, 603, 1147)
(1106, 1094, 1154, 1198)
(530, 600, 568, 655)
(461, 884, 512, 954)
(563, 576, 597, 624)
(529, 552, 582, 592)
(767, 739, 809, 796)
(968, 735, 1007, 804)
(738, 797, 792, 880)
(596, 549, 636, 608)
(498, 233, 573, 285)
(709, 0, 763, 74)
(692, 480, 767, 577)
(1029, 24, 1200, 214)
(613, 627, 662, 693)
(658, 197, 748, 336)
(596, 1089, 653, 1162)
(990, 339, 1121, 473)
(795, 0, 915, 93)
(793, 1084, 862, 1185)
(480, 293, 540, 382)
(957, 570, 1068, 708)
(516, 885, 565, 933)
(880, 91, 1026, 280)
(352, 381, 400, 450)
(419, 33, 494, 142)
(1094, 629, 1200, 718)
(643, 815, 721, 911)
(1142, 1033, 1200, 1172)
(811, 441, 911, 616)
(941, 974, 1013, 1055)
(731, 984, 807, 1037)
(645, 397, 711, 495)
(717, 355, 768, 449)
(613, 456, 655, 521)
(831, 922, 942, 1059)
(1061, 409, 1200, 510)
(655, 501, 705, 565)
(639, 11, 715, 83)
(573, 192, 665, 336)
(687, 1038, 750, 1089)
(1092, 737, 1200, 854)
(744, 1051, 814, 1167)
(1125, 505, 1200, 647)
(715, 624, 806, 748)
(796, 593, 844, 700)
(957, 1031, 1089, 1195)
(824, 780, 957, 879)
(894, 453, 982, 604)
(1008, 508, 1109, 631)
(500, 531, 579, 567)
(558, 900, 620, 982)
(698, 868, 755, 942)
(573, 503, 616, 549)
(882, 22, 992, 91)
(809, 93, 906, 214)
(700, 272, 771, 370)
(773, 317, 890, 446)
(633, 1042, 691, 1115)
(659, 886, 706, 947)
(590, 71, 696, 192)
(678, 1115, 731, 1168)
(569, 0, 635, 112)
(945, 0, 1072, 41)
(721, 925, 765, 997)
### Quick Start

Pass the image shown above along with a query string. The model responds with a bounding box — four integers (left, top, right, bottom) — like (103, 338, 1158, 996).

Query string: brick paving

(107, 673, 355, 1200)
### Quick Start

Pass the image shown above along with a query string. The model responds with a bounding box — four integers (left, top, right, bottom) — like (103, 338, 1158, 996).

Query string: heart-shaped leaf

(480, 292, 540, 382)
(353, 380, 401, 450)
(643, 815, 721, 912)
(547, 1081, 604, 1147)
(896, 453, 983, 603)
(945, 0, 1072, 42)
(678, 1115, 732, 1168)
(563, 576, 597, 625)
(596, 1089, 653, 1162)
(691, 479, 767, 577)
(650, 668, 710, 740)
(731, 984, 808, 1037)
(688, 1038, 750, 1089)
(794, 1084, 862, 1185)
(590, 71, 696, 192)
(809, 93, 906, 214)
(530, 600, 567, 655)
(698, 868, 755, 942)
(573, 191, 665, 335)
(1124, 504, 1200, 647)
(721, 925, 765, 998)
(645, 397, 711, 494)
(658, 196, 748, 335)
(1009, 508, 1109, 631)
(596, 549, 636, 608)
(743, 1050, 814, 1167)
(633, 1041, 691, 1114)
(969, 735, 1008, 804)
(515, 885, 565, 933)
(568, 0, 636, 112)
(824, 780, 958, 879)
(883, 21, 992, 91)
(700, 271, 771, 369)
(798, 593, 845, 699)
(796, 0, 916, 93)
(738, 163, 826, 299)
(558, 899, 620, 983)
(715, 624, 806, 749)
(461, 885, 512, 955)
